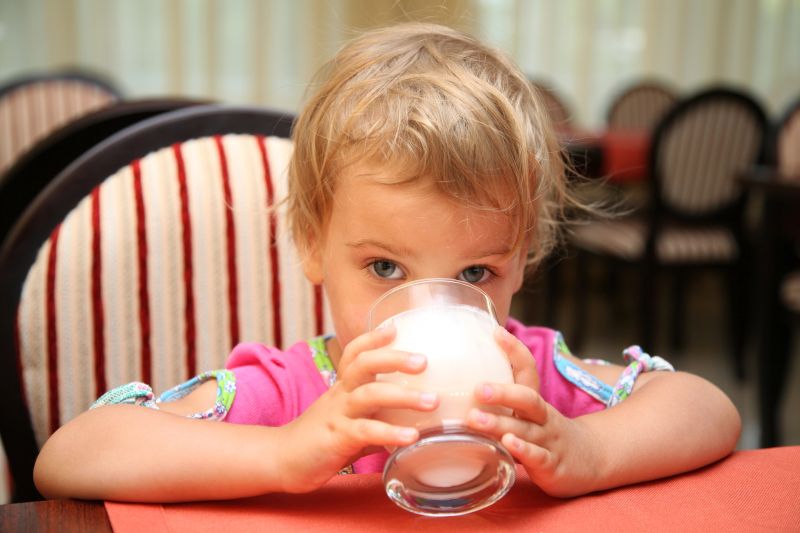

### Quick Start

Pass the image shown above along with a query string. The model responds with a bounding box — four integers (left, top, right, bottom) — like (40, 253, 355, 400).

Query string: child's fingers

(501, 433, 550, 470)
(338, 325, 396, 371)
(346, 381, 439, 417)
(465, 407, 540, 442)
(343, 418, 420, 449)
(494, 327, 539, 391)
(341, 348, 427, 388)
(474, 381, 548, 425)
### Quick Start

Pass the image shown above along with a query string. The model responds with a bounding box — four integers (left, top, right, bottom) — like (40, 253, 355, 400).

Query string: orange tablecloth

(105, 447, 800, 532)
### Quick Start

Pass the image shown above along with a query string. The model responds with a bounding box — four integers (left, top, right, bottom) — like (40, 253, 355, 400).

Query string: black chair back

(0, 104, 297, 502)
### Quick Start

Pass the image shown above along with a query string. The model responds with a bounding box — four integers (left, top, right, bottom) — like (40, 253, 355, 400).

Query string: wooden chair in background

(528, 78, 574, 130)
(0, 104, 331, 502)
(0, 98, 207, 248)
(568, 87, 768, 379)
(0, 70, 121, 174)
(606, 79, 679, 132)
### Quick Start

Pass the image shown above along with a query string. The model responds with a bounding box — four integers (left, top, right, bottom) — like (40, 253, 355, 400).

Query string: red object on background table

(600, 129, 651, 184)
(105, 447, 800, 532)
(560, 128, 651, 184)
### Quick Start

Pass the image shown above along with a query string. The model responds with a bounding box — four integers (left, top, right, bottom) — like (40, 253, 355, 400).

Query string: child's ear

(512, 239, 531, 292)
(300, 240, 324, 285)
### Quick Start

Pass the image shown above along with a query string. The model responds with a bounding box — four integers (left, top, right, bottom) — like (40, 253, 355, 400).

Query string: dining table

(561, 128, 651, 184)
(2, 446, 799, 532)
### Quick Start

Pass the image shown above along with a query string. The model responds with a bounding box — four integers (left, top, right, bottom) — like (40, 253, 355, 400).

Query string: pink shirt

(224, 318, 605, 473)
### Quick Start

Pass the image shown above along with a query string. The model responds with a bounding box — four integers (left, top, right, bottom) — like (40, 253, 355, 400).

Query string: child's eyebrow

(346, 239, 414, 257)
(465, 246, 515, 260)
(347, 239, 514, 261)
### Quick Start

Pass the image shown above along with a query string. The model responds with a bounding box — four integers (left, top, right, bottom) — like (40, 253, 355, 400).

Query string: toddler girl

(34, 22, 740, 502)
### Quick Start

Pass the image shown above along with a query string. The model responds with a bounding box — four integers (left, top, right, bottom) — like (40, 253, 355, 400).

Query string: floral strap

(552, 332, 674, 407)
(608, 345, 674, 407)
(90, 369, 236, 421)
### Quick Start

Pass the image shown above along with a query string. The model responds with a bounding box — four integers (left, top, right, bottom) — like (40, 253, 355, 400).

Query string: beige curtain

(1, 0, 797, 127)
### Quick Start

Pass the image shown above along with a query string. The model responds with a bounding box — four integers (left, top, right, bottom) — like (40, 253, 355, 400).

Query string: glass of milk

(368, 278, 516, 516)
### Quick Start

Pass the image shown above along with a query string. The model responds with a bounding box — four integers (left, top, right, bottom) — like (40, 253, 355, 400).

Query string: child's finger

(475, 381, 548, 425)
(341, 349, 427, 388)
(346, 381, 439, 417)
(343, 418, 420, 449)
(501, 433, 550, 471)
(465, 408, 533, 442)
(337, 325, 397, 371)
(494, 327, 539, 391)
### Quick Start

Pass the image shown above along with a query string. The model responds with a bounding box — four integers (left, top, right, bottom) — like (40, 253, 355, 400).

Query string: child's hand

(280, 325, 438, 493)
(464, 327, 603, 497)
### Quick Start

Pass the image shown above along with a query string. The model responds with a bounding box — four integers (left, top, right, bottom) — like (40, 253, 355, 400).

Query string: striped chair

(755, 97, 800, 446)
(0, 105, 331, 502)
(0, 98, 206, 249)
(606, 80, 678, 132)
(569, 87, 768, 376)
(0, 70, 121, 174)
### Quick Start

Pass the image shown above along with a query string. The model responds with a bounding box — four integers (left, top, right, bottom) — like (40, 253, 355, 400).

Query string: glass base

(382, 426, 516, 516)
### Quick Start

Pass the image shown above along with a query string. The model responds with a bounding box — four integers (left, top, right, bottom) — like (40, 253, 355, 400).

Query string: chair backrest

(650, 87, 768, 222)
(775, 99, 800, 313)
(606, 80, 678, 132)
(0, 98, 207, 249)
(529, 79, 573, 129)
(0, 104, 331, 502)
(776, 97, 800, 176)
(0, 70, 121, 173)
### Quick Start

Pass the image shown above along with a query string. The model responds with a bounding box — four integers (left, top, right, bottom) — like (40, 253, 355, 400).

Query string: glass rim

(366, 278, 497, 331)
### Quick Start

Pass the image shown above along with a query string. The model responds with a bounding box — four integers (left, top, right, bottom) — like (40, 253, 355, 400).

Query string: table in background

(562, 129, 651, 184)
(0, 498, 110, 532)
(3, 447, 797, 532)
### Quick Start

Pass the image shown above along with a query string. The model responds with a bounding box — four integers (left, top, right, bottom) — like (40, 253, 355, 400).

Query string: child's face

(302, 164, 528, 354)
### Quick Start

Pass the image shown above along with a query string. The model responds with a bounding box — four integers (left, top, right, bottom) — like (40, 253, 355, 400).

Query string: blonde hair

(289, 22, 577, 268)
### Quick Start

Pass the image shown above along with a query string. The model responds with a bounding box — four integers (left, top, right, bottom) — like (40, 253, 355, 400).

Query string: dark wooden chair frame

(0, 98, 209, 248)
(0, 104, 295, 502)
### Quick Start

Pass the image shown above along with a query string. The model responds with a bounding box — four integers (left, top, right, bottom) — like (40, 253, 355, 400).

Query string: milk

(375, 304, 513, 431)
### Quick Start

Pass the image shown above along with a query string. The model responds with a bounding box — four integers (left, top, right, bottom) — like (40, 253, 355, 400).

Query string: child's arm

(35, 400, 293, 501)
(464, 328, 741, 497)
(34, 325, 438, 501)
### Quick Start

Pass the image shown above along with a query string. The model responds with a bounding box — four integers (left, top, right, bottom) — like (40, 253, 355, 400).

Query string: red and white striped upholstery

(0, 78, 118, 173)
(14, 134, 330, 447)
(607, 83, 677, 132)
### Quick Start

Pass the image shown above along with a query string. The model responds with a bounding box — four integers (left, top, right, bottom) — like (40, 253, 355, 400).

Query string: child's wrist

(572, 417, 611, 494)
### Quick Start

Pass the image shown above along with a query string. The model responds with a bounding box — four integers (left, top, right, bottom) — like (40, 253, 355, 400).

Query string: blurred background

(1, 0, 798, 125)
(1, 0, 799, 504)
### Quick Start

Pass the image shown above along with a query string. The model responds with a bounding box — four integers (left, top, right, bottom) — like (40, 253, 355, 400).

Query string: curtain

(1, 0, 798, 127)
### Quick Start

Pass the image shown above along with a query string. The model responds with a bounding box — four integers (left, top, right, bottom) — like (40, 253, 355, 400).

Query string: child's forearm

(34, 404, 290, 502)
(579, 371, 741, 492)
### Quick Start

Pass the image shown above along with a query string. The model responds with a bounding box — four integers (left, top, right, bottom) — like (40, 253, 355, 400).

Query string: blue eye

(370, 260, 404, 280)
(459, 266, 488, 283)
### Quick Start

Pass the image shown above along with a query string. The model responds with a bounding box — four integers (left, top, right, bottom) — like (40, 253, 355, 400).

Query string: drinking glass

(368, 278, 516, 516)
